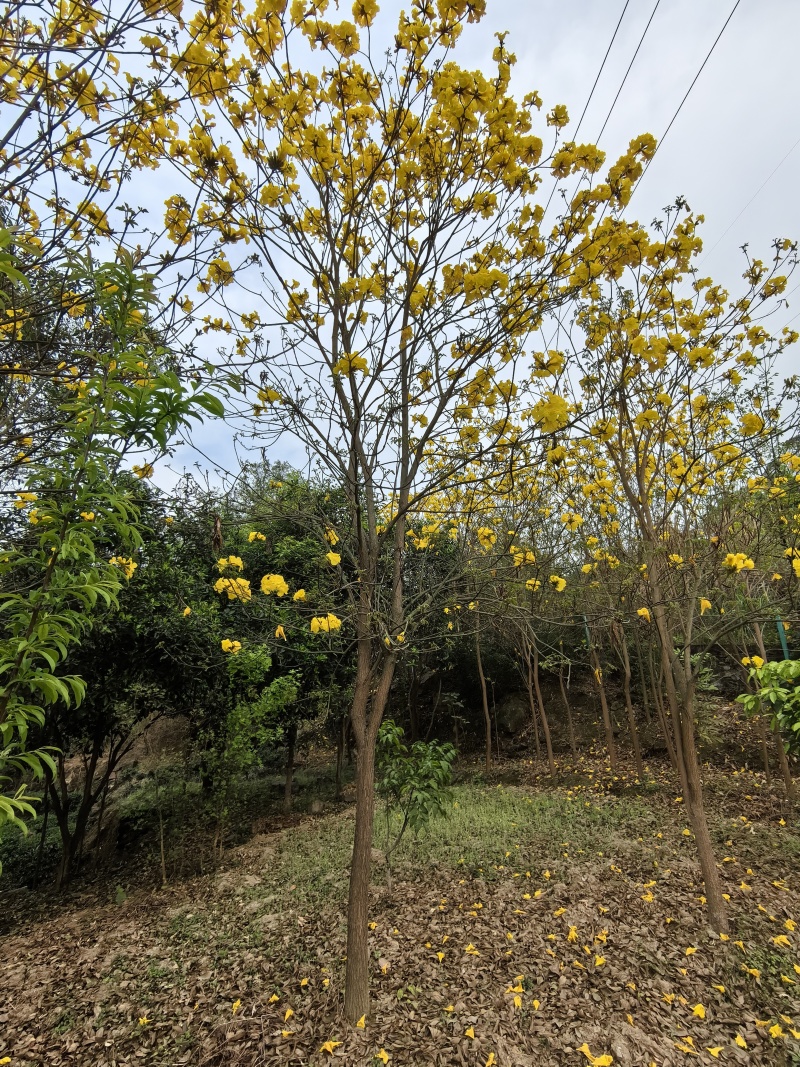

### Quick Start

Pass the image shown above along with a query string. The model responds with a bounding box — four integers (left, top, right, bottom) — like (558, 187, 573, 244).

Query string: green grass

(244, 782, 658, 912)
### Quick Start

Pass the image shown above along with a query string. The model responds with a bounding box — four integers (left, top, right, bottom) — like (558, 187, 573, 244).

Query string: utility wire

(700, 134, 800, 264)
(596, 0, 661, 143)
(542, 0, 631, 218)
(630, 0, 743, 200)
(573, 0, 632, 142)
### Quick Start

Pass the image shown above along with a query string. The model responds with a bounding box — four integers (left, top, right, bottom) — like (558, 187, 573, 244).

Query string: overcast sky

(165, 0, 800, 488)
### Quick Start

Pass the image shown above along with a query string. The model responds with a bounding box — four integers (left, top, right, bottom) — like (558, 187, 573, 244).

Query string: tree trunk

(335, 716, 345, 801)
(33, 775, 51, 889)
(408, 667, 421, 742)
(650, 646, 678, 770)
(589, 644, 617, 771)
(344, 650, 396, 1024)
(633, 629, 652, 723)
(752, 622, 796, 801)
(284, 722, 297, 814)
(522, 648, 542, 762)
(614, 624, 644, 779)
(557, 645, 577, 759)
(650, 592, 728, 934)
(529, 638, 555, 776)
(475, 615, 492, 772)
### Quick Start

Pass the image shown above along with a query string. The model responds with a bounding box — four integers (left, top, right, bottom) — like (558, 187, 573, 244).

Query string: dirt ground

(2, 757, 799, 1067)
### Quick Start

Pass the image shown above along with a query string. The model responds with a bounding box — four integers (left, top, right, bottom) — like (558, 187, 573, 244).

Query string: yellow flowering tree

(153, 0, 663, 1019)
(566, 205, 798, 932)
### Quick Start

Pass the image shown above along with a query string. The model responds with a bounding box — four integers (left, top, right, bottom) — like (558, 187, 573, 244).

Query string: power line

(573, 0, 632, 142)
(542, 0, 632, 219)
(631, 0, 743, 200)
(596, 0, 661, 143)
(700, 134, 800, 264)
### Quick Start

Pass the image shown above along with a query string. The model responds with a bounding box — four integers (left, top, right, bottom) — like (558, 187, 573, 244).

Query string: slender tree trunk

(344, 650, 396, 1023)
(33, 773, 51, 889)
(756, 715, 772, 783)
(475, 614, 491, 772)
(614, 624, 644, 779)
(558, 644, 580, 763)
(284, 722, 297, 814)
(650, 646, 677, 769)
(335, 716, 345, 801)
(633, 629, 652, 724)
(408, 667, 420, 742)
(650, 590, 728, 934)
(529, 638, 555, 776)
(752, 622, 796, 800)
(522, 648, 542, 762)
(589, 644, 617, 771)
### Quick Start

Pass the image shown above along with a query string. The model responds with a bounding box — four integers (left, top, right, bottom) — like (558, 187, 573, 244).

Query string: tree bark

(613, 623, 644, 779)
(649, 583, 728, 934)
(557, 643, 577, 759)
(475, 613, 492, 772)
(529, 638, 555, 776)
(588, 643, 617, 771)
(344, 648, 396, 1023)
(752, 622, 796, 801)
(521, 648, 542, 762)
(284, 722, 297, 814)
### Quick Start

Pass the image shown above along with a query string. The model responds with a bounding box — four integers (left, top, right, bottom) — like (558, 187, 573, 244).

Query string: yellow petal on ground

(465, 1026, 475, 1039)
(356, 1015, 366, 1028)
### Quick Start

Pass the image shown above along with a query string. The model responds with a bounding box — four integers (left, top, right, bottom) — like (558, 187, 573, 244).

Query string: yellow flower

(275, 625, 287, 641)
(261, 573, 289, 596)
(465, 1027, 475, 1039)
(320, 1041, 341, 1054)
(751, 655, 764, 669)
(232, 999, 242, 1014)
(692, 1004, 705, 1019)
(326, 551, 341, 566)
(138, 1016, 149, 1025)
(376, 1051, 389, 1065)
(110, 556, 138, 580)
(310, 614, 342, 633)
(132, 463, 154, 479)
(636, 607, 651, 623)
(324, 527, 339, 545)
(668, 553, 683, 565)
(577, 1044, 613, 1066)
(80, 511, 95, 521)
(218, 555, 244, 571)
(525, 578, 541, 591)
(698, 598, 712, 615)
(293, 588, 306, 601)
(183, 606, 192, 617)
(723, 552, 754, 572)
(740, 413, 764, 436)
(549, 575, 566, 592)
(214, 576, 252, 602)
(477, 526, 497, 549)
(14, 492, 37, 508)
(248, 530, 266, 542)
(221, 639, 242, 654)
(356, 1015, 366, 1029)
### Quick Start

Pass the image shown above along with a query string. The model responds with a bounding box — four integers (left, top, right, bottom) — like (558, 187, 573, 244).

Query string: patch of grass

(52, 1008, 76, 1034)
(385, 783, 657, 877)
(257, 783, 660, 910)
